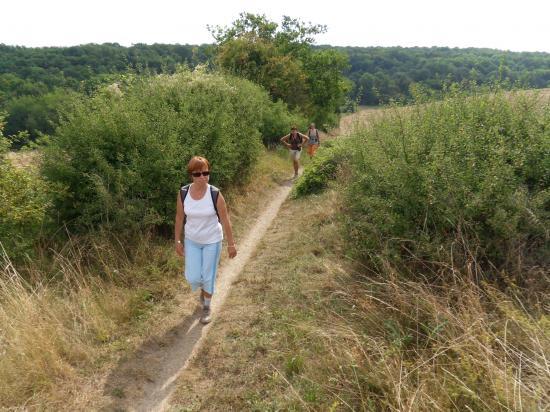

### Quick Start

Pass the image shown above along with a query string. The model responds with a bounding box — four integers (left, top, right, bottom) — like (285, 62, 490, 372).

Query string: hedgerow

(343, 86, 549, 278)
(42, 69, 291, 232)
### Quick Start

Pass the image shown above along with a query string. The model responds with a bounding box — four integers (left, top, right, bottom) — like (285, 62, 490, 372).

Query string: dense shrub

(291, 139, 350, 197)
(42, 69, 286, 232)
(0, 163, 52, 260)
(343, 86, 549, 278)
(259, 99, 307, 146)
(0, 117, 51, 260)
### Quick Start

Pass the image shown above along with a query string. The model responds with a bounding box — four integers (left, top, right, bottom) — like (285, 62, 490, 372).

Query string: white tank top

(184, 184, 223, 244)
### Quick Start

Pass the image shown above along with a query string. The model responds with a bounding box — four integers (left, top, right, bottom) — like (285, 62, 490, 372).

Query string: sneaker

(200, 306, 211, 324)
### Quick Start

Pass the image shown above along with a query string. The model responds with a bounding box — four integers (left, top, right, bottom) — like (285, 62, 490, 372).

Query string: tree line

(2, 18, 550, 141)
(335, 46, 550, 105)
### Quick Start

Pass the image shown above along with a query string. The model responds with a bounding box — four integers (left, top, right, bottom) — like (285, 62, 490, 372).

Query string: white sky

(1, 0, 550, 53)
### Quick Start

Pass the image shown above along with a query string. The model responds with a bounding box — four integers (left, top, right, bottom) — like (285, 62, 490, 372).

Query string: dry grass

(0, 148, 290, 410)
(5, 150, 40, 169)
(335, 106, 386, 136)
(337, 87, 550, 137)
(169, 188, 549, 411)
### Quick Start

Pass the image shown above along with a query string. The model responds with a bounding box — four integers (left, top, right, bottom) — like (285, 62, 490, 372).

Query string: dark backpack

(289, 132, 302, 150)
(180, 184, 220, 224)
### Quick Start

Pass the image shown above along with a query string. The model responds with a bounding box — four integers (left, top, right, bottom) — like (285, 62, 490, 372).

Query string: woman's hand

(228, 244, 237, 258)
(175, 241, 184, 257)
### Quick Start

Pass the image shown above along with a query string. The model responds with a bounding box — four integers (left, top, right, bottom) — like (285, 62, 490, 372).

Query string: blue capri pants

(184, 238, 222, 295)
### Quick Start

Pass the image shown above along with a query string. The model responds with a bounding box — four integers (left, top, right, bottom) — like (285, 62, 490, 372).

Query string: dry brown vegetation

(169, 187, 549, 411)
(5, 150, 40, 169)
(2, 88, 548, 409)
(0, 150, 290, 410)
(337, 87, 550, 136)
(169, 92, 550, 410)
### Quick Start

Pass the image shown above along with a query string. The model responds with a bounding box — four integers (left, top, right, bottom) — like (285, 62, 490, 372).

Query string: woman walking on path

(306, 123, 321, 158)
(280, 126, 308, 178)
(174, 156, 237, 324)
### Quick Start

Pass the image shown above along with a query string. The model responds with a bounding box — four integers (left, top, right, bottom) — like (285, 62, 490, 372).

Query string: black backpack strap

(180, 184, 190, 225)
(210, 185, 221, 222)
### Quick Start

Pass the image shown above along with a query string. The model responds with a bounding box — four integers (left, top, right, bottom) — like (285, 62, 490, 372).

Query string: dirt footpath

(101, 178, 296, 412)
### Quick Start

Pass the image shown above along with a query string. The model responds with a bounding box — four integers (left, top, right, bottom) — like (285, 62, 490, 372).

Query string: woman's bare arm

(174, 193, 184, 256)
(217, 193, 237, 258)
(280, 134, 291, 147)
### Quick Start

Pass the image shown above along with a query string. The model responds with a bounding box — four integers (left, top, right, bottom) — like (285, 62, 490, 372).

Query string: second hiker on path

(280, 126, 308, 178)
(306, 123, 321, 158)
(174, 156, 237, 325)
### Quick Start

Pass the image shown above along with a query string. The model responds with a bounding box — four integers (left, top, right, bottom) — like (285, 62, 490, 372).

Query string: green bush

(259, 99, 307, 147)
(292, 139, 350, 197)
(0, 116, 51, 260)
(343, 86, 549, 277)
(42, 69, 281, 232)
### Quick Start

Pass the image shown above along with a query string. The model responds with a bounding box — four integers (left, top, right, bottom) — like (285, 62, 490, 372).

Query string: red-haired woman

(174, 156, 237, 324)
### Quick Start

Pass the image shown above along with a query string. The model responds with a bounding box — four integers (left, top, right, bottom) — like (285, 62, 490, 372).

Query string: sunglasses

(191, 171, 210, 177)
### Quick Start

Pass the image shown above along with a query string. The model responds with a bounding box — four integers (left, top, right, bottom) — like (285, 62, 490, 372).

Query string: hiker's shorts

(307, 143, 319, 156)
(289, 149, 302, 161)
(184, 238, 222, 295)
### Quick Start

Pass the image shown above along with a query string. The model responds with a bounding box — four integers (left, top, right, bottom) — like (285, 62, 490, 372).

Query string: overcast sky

(2, 0, 549, 53)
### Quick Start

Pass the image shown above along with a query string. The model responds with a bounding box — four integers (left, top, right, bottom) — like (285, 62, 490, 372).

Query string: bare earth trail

(101, 177, 295, 412)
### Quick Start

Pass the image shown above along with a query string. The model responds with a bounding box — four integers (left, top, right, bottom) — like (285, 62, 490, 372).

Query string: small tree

(210, 13, 349, 129)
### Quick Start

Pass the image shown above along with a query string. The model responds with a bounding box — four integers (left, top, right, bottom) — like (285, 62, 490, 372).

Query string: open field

(337, 87, 550, 135)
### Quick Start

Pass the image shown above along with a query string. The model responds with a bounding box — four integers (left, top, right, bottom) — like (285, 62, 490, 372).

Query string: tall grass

(0, 234, 181, 408)
(330, 86, 550, 409)
(287, 85, 549, 410)
(270, 191, 549, 410)
(310, 259, 550, 410)
(0, 149, 289, 409)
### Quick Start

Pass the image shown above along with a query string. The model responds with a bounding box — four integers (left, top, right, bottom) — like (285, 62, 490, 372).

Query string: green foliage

(292, 139, 350, 197)
(0, 114, 7, 154)
(211, 13, 349, 129)
(0, 163, 52, 260)
(284, 355, 304, 378)
(337, 46, 550, 105)
(343, 85, 549, 277)
(0, 43, 212, 91)
(4, 89, 79, 146)
(41, 70, 280, 232)
(3, 42, 550, 139)
(0, 116, 51, 260)
(259, 100, 307, 146)
(303, 49, 352, 127)
(0, 43, 213, 138)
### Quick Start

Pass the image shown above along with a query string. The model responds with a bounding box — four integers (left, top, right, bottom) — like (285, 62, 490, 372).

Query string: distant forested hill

(330, 46, 550, 105)
(0, 43, 212, 97)
(0, 43, 212, 139)
(1, 43, 550, 138)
